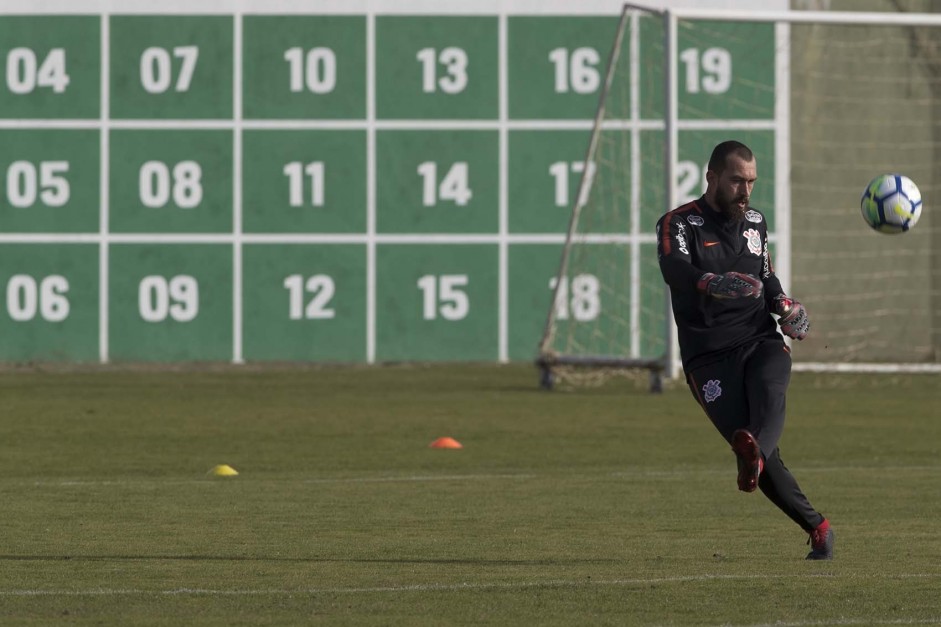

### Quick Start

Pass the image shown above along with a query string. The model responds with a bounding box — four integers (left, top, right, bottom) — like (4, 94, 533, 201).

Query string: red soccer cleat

(806, 518, 834, 560)
(731, 429, 763, 492)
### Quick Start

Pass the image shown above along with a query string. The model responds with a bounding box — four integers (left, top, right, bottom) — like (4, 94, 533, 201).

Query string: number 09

(138, 275, 199, 322)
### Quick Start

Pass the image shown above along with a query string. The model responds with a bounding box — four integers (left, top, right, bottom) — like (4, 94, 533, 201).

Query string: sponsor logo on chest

(676, 223, 689, 255)
(745, 210, 762, 223)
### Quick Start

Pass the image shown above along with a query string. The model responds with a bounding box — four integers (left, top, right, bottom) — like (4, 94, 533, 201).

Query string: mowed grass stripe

(3, 570, 941, 596)
(10, 462, 941, 488)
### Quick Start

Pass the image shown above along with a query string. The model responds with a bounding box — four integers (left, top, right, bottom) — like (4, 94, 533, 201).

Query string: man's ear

(704, 169, 718, 189)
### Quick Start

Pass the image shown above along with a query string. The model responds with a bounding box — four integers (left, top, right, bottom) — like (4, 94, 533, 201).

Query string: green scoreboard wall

(0, 2, 783, 364)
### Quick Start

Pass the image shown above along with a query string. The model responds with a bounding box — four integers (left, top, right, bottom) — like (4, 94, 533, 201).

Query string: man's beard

(715, 187, 748, 222)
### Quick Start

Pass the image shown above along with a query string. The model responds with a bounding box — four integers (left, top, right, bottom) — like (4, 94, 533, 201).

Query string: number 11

(283, 161, 325, 207)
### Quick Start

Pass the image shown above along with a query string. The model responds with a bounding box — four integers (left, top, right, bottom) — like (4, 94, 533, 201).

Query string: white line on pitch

(735, 619, 941, 627)
(302, 473, 537, 484)
(24, 473, 538, 488)
(1, 573, 940, 597)
(19, 464, 940, 488)
(610, 465, 941, 478)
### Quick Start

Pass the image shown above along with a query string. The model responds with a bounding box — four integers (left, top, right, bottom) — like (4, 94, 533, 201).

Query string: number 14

(417, 162, 471, 207)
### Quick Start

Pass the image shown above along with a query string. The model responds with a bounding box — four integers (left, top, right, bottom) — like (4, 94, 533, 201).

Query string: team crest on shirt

(745, 210, 762, 223)
(743, 228, 762, 255)
(703, 379, 722, 403)
(686, 215, 704, 226)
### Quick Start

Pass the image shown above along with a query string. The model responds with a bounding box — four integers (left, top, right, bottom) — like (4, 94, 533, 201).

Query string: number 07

(140, 46, 199, 94)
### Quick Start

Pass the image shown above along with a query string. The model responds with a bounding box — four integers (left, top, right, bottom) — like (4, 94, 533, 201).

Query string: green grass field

(0, 364, 939, 625)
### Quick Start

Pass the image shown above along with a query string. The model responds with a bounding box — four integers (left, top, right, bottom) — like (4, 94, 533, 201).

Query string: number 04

(5, 48, 69, 94)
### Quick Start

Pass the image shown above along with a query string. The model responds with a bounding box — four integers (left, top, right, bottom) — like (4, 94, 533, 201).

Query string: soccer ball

(860, 174, 922, 234)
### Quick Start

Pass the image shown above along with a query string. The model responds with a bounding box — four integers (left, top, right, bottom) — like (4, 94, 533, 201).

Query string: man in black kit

(656, 140, 833, 560)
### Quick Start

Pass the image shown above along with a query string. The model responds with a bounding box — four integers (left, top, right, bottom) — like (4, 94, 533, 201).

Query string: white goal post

(537, 3, 941, 389)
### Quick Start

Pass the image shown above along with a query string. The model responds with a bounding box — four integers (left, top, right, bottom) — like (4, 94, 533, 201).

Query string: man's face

(708, 154, 757, 221)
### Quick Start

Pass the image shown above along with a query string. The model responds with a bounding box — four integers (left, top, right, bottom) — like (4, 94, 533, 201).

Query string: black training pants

(685, 339, 824, 532)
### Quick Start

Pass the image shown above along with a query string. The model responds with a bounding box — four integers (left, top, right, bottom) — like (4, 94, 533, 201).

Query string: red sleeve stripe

(659, 201, 700, 256)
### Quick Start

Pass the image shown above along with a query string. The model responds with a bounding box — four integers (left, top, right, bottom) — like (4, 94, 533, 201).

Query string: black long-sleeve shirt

(656, 195, 785, 371)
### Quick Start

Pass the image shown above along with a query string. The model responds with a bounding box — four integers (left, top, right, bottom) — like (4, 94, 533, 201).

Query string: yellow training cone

(208, 464, 239, 477)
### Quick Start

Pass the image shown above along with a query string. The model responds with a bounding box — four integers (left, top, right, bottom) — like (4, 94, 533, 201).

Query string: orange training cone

(429, 437, 463, 449)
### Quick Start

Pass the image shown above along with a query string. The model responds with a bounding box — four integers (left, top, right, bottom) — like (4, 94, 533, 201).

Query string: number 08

(139, 161, 203, 209)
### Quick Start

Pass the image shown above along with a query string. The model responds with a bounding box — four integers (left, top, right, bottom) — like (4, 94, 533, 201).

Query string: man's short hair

(708, 141, 754, 174)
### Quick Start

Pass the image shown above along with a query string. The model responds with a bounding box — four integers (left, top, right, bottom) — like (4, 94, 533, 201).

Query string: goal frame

(537, 3, 941, 389)
(536, 3, 669, 392)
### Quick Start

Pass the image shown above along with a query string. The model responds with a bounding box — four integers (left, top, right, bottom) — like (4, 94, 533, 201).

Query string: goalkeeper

(655, 140, 833, 560)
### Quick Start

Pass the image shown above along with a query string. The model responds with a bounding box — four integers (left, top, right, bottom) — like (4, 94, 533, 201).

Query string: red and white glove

(697, 272, 763, 300)
(774, 295, 810, 341)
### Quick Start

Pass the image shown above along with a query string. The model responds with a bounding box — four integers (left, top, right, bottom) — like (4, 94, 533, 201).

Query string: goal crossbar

(662, 7, 941, 26)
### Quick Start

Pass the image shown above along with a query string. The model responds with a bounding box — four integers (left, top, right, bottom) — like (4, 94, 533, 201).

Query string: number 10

(283, 47, 336, 94)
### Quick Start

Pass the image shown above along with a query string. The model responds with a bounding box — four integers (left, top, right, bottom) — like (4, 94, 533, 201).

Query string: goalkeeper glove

(774, 295, 810, 341)
(697, 272, 763, 300)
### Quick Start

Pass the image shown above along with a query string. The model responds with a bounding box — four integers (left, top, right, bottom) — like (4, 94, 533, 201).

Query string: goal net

(538, 2, 941, 388)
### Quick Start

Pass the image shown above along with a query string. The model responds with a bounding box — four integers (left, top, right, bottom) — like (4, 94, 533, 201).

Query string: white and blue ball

(860, 174, 922, 234)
